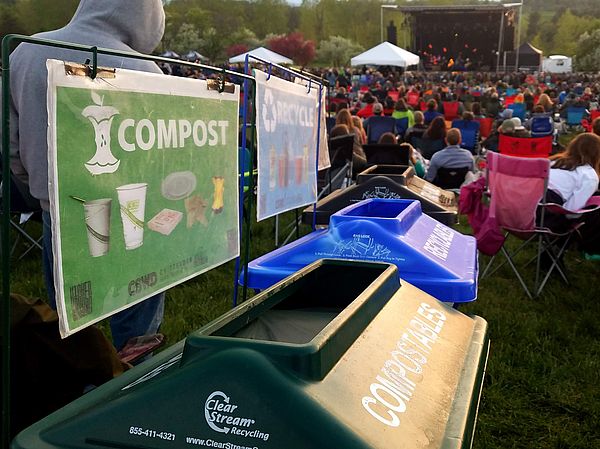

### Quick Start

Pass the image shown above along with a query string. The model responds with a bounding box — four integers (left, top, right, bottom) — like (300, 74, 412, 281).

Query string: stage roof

(398, 4, 519, 14)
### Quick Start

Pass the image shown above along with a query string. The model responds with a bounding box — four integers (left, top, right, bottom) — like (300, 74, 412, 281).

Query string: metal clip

(64, 61, 115, 79)
(207, 78, 235, 94)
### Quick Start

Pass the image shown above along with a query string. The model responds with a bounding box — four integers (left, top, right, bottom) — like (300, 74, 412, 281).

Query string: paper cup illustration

(212, 177, 225, 214)
(116, 183, 147, 250)
(83, 198, 111, 257)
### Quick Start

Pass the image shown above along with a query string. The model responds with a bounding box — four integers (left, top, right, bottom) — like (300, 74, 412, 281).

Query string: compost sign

(47, 60, 240, 337)
(254, 69, 318, 221)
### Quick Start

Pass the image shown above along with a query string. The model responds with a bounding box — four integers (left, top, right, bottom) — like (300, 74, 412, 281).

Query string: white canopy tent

(351, 42, 419, 68)
(229, 47, 293, 65)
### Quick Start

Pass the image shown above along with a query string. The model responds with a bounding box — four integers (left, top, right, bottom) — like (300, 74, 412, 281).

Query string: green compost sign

(47, 60, 240, 337)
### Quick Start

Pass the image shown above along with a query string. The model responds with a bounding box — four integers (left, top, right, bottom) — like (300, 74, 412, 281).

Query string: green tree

(553, 9, 598, 56)
(198, 27, 223, 62)
(525, 11, 540, 42)
(317, 35, 363, 67)
(226, 27, 260, 51)
(169, 23, 202, 55)
(574, 28, 600, 70)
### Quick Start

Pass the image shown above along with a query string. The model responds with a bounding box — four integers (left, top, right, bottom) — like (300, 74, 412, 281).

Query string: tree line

(0, 0, 599, 68)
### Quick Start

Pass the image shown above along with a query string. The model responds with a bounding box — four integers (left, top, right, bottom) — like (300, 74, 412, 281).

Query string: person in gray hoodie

(6, 0, 166, 352)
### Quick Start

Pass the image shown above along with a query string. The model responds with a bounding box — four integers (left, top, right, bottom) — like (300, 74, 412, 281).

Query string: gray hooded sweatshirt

(7, 0, 165, 210)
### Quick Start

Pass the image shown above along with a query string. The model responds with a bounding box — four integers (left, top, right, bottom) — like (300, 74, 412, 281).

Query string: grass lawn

(5, 194, 600, 448)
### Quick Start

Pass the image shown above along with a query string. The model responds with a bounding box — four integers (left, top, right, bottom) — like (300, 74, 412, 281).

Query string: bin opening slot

(366, 165, 410, 176)
(341, 200, 410, 218)
(215, 264, 388, 344)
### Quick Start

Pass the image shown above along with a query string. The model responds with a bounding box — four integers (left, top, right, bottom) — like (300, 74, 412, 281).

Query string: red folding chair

(475, 117, 494, 139)
(387, 90, 399, 102)
(442, 101, 460, 121)
(498, 135, 552, 158)
(407, 91, 420, 108)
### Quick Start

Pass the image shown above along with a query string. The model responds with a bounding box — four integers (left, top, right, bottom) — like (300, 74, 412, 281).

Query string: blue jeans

(42, 211, 164, 351)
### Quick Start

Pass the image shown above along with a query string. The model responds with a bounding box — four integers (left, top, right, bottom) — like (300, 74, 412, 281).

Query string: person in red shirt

(357, 91, 377, 118)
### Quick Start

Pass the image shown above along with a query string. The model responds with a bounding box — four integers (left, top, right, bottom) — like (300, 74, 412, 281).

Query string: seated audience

(417, 115, 447, 159)
(329, 123, 367, 172)
(336, 108, 365, 161)
(425, 128, 475, 184)
(424, 99, 443, 124)
(351, 116, 367, 145)
(510, 117, 532, 137)
(392, 98, 415, 128)
(377, 132, 397, 145)
(592, 117, 600, 137)
(539, 133, 600, 256)
(537, 93, 556, 114)
(356, 91, 377, 118)
(405, 111, 428, 145)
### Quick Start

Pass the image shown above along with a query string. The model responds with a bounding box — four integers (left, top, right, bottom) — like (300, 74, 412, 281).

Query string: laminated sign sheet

(254, 69, 319, 221)
(47, 60, 240, 337)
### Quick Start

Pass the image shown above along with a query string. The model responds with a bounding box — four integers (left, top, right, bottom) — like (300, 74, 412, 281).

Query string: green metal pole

(2, 34, 13, 449)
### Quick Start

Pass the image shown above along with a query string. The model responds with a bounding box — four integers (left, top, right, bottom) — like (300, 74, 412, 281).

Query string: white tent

(228, 47, 293, 65)
(351, 42, 419, 68)
(542, 55, 572, 74)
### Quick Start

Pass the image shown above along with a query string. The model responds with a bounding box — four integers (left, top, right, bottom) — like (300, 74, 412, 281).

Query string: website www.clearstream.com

(185, 436, 258, 449)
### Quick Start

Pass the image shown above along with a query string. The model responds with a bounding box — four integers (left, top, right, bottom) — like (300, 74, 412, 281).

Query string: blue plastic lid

(242, 199, 478, 303)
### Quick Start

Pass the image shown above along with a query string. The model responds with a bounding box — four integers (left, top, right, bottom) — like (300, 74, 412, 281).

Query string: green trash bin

(12, 259, 489, 449)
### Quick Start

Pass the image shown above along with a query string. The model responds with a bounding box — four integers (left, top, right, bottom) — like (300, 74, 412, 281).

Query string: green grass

(5, 203, 600, 448)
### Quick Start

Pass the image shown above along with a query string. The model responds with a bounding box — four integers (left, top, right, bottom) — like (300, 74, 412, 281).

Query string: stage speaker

(387, 20, 397, 46)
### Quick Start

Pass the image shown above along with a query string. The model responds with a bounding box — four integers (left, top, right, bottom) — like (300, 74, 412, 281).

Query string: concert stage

(398, 4, 520, 71)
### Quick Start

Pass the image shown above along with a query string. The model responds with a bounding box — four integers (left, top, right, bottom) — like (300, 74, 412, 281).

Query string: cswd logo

(204, 391, 255, 434)
(82, 91, 121, 175)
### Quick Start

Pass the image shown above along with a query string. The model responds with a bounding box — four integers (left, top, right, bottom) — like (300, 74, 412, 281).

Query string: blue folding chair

(530, 115, 554, 137)
(566, 107, 586, 129)
(326, 117, 336, 135)
(394, 117, 409, 138)
(365, 116, 397, 144)
(508, 103, 526, 121)
(460, 128, 478, 154)
(452, 120, 480, 154)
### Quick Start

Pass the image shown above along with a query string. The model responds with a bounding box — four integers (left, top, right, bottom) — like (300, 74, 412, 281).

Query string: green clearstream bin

(12, 259, 489, 449)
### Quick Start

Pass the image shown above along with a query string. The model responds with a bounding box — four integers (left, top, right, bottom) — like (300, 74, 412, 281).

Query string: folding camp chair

(318, 134, 354, 195)
(581, 110, 600, 132)
(0, 169, 43, 261)
(365, 116, 397, 144)
(507, 103, 526, 121)
(530, 115, 554, 137)
(362, 144, 410, 166)
(475, 117, 494, 139)
(452, 119, 480, 154)
(480, 152, 599, 298)
(432, 166, 470, 190)
(325, 117, 336, 136)
(565, 107, 586, 130)
(411, 137, 445, 160)
(394, 117, 409, 137)
(498, 135, 552, 158)
(442, 101, 460, 121)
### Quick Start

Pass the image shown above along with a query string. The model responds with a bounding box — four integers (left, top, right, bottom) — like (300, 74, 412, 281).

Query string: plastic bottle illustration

(269, 145, 277, 191)
(82, 91, 120, 175)
(302, 145, 309, 184)
(279, 135, 289, 188)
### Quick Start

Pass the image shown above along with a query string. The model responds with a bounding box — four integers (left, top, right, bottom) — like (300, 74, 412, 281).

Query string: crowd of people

(322, 67, 600, 258)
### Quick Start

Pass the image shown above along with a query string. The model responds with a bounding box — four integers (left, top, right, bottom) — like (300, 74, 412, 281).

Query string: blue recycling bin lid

(242, 199, 478, 303)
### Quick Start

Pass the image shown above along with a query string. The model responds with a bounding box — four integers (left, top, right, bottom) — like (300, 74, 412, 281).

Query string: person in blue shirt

(425, 128, 475, 183)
